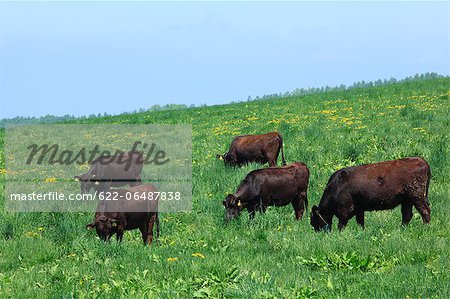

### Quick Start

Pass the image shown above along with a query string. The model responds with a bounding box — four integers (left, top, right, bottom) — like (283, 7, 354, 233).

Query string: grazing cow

(86, 184, 160, 245)
(217, 132, 286, 167)
(223, 162, 309, 221)
(75, 151, 143, 193)
(310, 157, 431, 231)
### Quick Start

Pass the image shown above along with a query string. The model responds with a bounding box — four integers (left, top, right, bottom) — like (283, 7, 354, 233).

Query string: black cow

(310, 157, 431, 231)
(86, 184, 160, 245)
(223, 162, 309, 221)
(217, 132, 286, 167)
(75, 151, 143, 193)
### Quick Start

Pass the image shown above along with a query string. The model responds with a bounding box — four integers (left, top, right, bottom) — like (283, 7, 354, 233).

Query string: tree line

(0, 72, 445, 127)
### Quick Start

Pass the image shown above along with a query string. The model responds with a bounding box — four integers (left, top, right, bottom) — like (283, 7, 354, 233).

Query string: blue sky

(0, 1, 448, 119)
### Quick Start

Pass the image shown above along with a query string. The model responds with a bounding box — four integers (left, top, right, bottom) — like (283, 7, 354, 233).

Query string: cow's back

(328, 157, 430, 210)
(246, 162, 308, 194)
(234, 132, 279, 149)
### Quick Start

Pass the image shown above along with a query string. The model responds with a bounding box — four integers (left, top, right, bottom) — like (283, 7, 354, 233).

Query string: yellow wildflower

(192, 252, 206, 259)
(167, 257, 178, 262)
(25, 231, 39, 237)
(247, 116, 259, 121)
(320, 109, 337, 115)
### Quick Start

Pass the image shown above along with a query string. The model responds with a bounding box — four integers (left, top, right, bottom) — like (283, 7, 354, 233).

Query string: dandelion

(320, 109, 337, 115)
(328, 116, 340, 121)
(25, 231, 39, 237)
(167, 257, 178, 262)
(192, 252, 205, 259)
(44, 177, 57, 183)
(67, 253, 77, 258)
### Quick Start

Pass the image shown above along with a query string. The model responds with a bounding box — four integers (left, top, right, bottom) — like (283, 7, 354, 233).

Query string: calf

(86, 184, 160, 245)
(223, 162, 309, 221)
(217, 132, 286, 167)
(310, 157, 431, 231)
(75, 151, 143, 193)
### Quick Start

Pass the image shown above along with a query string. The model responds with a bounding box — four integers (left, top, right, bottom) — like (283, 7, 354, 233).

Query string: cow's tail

(425, 161, 431, 205)
(304, 191, 309, 211)
(156, 213, 161, 240)
(278, 133, 286, 166)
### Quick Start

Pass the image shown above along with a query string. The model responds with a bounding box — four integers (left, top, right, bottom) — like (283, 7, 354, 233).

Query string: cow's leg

(355, 212, 365, 229)
(147, 213, 157, 246)
(116, 227, 124, 242)
(292, 197, 304, 220)
(335, 194, 354, 231)
(116, 232, 123, 242)
(412, 199, 431, 224)
(139, 224, 149, 245)
(259, 204, 267, 214)
(259, 196, 269, 214)
(401, 202, 413, 226)
(268, 158, 276, 167)
(338, 218, 349, 231)
(247, 205, 256, 220)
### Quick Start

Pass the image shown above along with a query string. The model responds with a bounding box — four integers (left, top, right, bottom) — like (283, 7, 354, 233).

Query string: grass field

(0, 78, 449, 298)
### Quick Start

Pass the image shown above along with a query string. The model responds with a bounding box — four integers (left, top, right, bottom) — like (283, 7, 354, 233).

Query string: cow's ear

(217, 154, 224, 160)
(86, 223, 95, 230)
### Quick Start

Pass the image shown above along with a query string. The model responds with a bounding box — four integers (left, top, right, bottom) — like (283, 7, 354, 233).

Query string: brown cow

(223, 162, 309, 221)
(217, 132, 286, 167)
(310, 157, 431, 231)
(86, 184, 159, 245)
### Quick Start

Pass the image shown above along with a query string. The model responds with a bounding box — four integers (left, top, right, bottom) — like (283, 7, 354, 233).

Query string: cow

(75, 151, 143, 193)
(86, 184, 160, 245)
(223, 162, 309, 221)
(217, 132, 286, 167)
(310, 157, 431, 232)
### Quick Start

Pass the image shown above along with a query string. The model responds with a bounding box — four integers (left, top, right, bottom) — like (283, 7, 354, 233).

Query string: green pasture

(0, 78, 449, 298)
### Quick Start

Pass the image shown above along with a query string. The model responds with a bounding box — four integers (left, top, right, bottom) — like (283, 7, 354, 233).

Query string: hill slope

(0, 78, 449, 298)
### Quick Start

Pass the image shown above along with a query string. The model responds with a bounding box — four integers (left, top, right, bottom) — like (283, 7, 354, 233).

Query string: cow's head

(86, 215, 120, 241)
(310, 205, 329, 232)
(222, 194, 244, 221)
(217, 153, 236, 167)
(75, 173, 98, 194)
